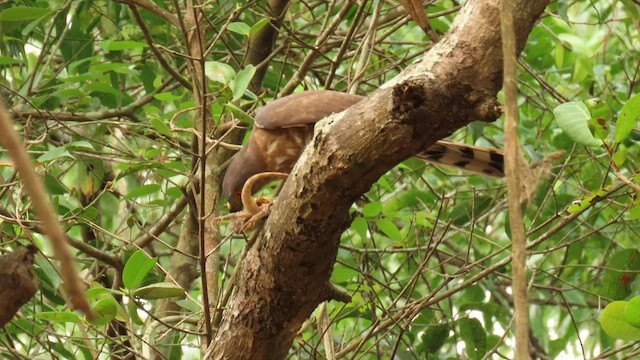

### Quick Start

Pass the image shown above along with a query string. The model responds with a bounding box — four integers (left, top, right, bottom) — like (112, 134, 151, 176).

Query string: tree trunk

(208, 0, 550, 358)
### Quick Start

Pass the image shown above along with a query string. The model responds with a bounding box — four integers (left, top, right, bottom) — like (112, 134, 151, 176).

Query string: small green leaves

(625, 296, 640, 327)
(122, 250, 157, 290)
(37, 147, 74, 162)
(123, 184, 161, 200)
(553, 101, 603, 147)
(584, 98, 612, 140)
(419, 324, 450, 355)
(554, 95, 639, 148)
(601, 249, 640, 300)
(89, 298, 119, 326)
(205, 61, 235, 84)
(228, 22, 251, 36)
(153, 92, 182, 101)
(330, 264, 359, 284)
(224, 103, 254, 125)
(615, 93, 640, 142)
(204, 62, 256, 100)
(362, 201, 382, 218)
(34, 311, 82, 323)
(231, 65, 256, 100)
(0, 56, 20, 65)
(375, 219, 403, 242)
(0, 6, 50, 21)
(132, 283, 185, 300)
(458, 318, 487, 360)
(36, 141, 96, 163)
(250, 19, 270, 35)
(602, 300, 640, 341)
(149, 118, 172, 137)
(350, 216, 368, 241)
(228, 20, 269, 36)
(100, 40, 148, 52)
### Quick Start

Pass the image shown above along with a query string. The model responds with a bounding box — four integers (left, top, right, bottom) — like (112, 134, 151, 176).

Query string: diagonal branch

(209, 0, 550, 358)
(114, 0, 179, 26)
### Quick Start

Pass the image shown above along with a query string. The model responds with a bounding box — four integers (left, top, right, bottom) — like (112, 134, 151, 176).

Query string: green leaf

(85, 82, 121, 96)
(132, 282, 185, 300)
(205, 61, 235, 84)
(89, 298, 119, 326)
(79, 207, 99, 221)
(620, 0, 640, 20)
(34, 311, 81, 323)
(584, 98, 612, 123)
(420, 324, 450, 354)
(602, 301, 640, 341)
(127, 300, 144, 325)
(123, 184, 161, 200)
(122, 250, 157, 290)
(381, 189, 434, 214)
(0, 56, 20, 65)
(224, 103, 254, 125)
(554, 42, 564, 69)
(149, 118, 172, 137)
(615, 93, 640, 142)
(0, 6, 50, 21)
(584, 98, 612, 140)
(228, 22, 251, 36)
(176, 298, 202, 313)
(44, 174, 67, 195)
(553, 101, 603, 147)
(612, 147, 627, 167)
(624, 296, 640, 328)
(601, 249, 640, 300)
(66, 141, 95, 150)
(628, 197, 640, 220)
(100, 40, 148, 51)
(362, 201, 382, 218)
(250, 18, 270, 35)
(572, 55, 594, 83)
(85, 286, 116, 301)
(331, 264, 360, 283)
(557, 0, 569, 23)
(37, 147, 75, 162)
(231, 65, 256, 100)
(350, 216, 368, 241)
(153, 92, 182, 101)
(458, 318, 487, 360)
(90, 62, 130, 73)
(376, 219, 403, 242)
(34, 256, 63, 290)
(450, 195, 494, 226)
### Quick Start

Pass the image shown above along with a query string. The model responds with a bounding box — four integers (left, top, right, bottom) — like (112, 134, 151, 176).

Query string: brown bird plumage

(222, 91, 504, 211)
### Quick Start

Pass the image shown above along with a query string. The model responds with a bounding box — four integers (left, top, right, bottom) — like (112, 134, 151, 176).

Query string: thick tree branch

(209, 0, 549, 358)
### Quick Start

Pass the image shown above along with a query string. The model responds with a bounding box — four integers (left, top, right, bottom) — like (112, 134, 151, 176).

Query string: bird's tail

(416, 140, 505, 178)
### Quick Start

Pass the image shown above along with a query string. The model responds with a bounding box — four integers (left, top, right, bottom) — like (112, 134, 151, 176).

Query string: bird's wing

(254, 90, 364, 129)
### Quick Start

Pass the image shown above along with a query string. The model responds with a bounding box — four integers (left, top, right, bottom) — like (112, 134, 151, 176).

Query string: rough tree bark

(209, 0, 550, 358)
(153, 0, 291, 356)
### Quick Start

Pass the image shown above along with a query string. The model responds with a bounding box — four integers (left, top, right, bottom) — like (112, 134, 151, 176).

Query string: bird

(222, 90, 504, 212)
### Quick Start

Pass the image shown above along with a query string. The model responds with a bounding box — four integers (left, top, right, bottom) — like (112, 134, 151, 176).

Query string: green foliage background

(0, 0, 639, 358)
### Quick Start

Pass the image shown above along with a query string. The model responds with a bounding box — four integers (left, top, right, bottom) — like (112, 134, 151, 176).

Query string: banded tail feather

(418, 140, 505, 178)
